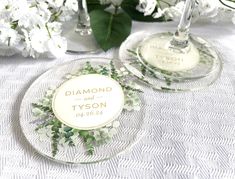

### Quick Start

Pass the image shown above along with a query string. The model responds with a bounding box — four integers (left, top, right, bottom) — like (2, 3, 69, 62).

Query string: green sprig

(51, 120, 62, 157)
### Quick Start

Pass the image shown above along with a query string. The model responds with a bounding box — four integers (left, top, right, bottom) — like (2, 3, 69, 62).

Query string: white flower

(47, 36, 67, 57)
(169, 0, 219, 21)
(13, 1, 29, 21)
(201, 1, 218, 18)
(59, 6, 76, 21)
(0, 0, 13, 11)
(152, 8, 165, 18)
(30, 28, 49, 53)
(47, 22, 62, 35)
(0, 0, 16, 20)
(65, 0, 78, 12)
(0, 0, 28, 21)
(16, 2, 50, 28)
(136, 0, 157, 16)
(37, 2, 51, 22)
(192, 0, 219, 20)
(18, 7, 45, 29)
(0, 25, 21, 46)
(0, 0, 76, 58)
(163, 1, 185, 20)
(47, 0, 64, 8)
(140, 0, 224, 23)
(21, 29, 39, 58)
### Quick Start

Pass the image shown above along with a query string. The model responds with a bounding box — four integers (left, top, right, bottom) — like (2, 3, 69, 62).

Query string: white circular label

(139, 36, 200, 72)
(52, 74, 124, 130)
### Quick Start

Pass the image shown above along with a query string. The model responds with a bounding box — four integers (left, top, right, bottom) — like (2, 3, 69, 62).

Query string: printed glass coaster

(119, 31, 223, 92)
(20, 57, 145, 164)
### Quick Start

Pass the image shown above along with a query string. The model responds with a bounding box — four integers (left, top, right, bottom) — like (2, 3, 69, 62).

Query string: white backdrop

(0, 21, 235, 179)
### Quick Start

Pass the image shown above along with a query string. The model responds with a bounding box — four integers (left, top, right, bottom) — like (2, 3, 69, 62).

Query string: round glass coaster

(19, 57, 145, 164)
(119, 31, 223, 92)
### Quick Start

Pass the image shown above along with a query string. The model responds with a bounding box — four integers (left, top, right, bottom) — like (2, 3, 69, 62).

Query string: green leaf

(90, 10, 132, 51)
(86, 0, 110, 12)
(51, 120, 62, 157)
(121, 0, 167, 22)
(79, 130, 89, 137)
(64, 126, 73, 132)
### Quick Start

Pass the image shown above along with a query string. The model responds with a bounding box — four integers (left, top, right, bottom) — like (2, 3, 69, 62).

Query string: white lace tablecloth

(0, 21, 235, 179)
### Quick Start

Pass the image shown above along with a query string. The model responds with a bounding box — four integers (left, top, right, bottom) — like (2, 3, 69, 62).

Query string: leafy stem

(32, 103, 53, 113)
(79, 131, 95, 155)
(120, 83, 143, 93)
(51, 10, 63, 22)
(51, 120, 62, 157)
(45, 23, 52, 38)
(110, 61, 120, 80)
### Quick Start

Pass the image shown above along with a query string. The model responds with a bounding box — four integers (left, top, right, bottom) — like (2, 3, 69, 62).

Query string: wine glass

(123, 0, 222, 92)
(63, 0, 100, 54)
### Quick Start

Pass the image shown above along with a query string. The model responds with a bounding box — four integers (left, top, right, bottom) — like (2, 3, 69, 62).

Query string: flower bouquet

(0, 0, 234, 58)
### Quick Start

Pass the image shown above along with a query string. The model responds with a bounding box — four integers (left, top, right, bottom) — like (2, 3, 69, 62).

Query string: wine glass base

(119, 31, 223, 92)
(64, 28, 101, 54)
(137, 32, 201, 72)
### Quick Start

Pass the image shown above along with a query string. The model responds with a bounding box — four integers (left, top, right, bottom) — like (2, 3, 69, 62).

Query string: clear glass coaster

(119, 31, 222, 92)
(19, 58, 145, 164)
(119, 0, 223, 92)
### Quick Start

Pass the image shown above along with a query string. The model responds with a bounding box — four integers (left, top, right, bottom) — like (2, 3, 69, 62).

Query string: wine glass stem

(171, 0, 196, 49)
(76, 0, 92, 35)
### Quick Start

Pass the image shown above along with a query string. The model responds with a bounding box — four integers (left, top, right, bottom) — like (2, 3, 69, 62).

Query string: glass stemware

(63, 0, 100, 54)
(131, 0, 223, 92)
